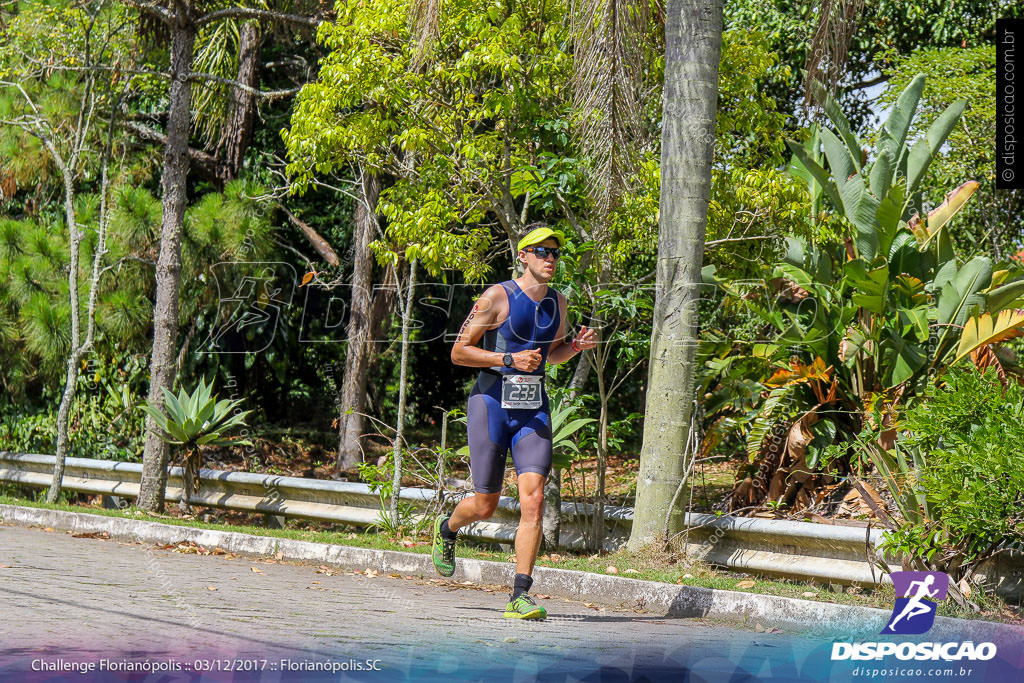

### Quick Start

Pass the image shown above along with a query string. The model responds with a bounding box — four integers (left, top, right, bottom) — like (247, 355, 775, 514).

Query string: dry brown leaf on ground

(72, 531, 110, 539)
(736, 580, 756, 589)
(250, 567, 263, 573)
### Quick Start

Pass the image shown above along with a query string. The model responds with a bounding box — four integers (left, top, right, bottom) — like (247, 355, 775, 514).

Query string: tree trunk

(47, 156, 82, 503)
(139, 10, 197, 513)
(389, 258, 418, 528)
(337, 172, 385, 472)
(215, 21, 261, 186)
(628, 0, 722, 550)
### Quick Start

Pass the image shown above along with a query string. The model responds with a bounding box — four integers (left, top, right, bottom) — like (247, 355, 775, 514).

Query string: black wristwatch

(502, 353, 514, 368)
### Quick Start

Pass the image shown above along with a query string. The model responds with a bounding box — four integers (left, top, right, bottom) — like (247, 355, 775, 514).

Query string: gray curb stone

(2, 503, 1018, 642)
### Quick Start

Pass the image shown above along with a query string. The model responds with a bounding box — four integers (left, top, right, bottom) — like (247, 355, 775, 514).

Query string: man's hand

(512, 348, 542, 372)
(573, 325, 598, 351)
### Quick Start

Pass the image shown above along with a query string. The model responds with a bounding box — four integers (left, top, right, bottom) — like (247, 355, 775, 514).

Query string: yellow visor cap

(517, 227, 565, 251)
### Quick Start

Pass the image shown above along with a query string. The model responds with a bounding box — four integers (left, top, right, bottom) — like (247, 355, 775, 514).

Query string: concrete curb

(2, 503, 1018, 642)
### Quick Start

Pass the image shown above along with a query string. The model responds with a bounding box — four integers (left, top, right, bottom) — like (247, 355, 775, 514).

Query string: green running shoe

(432, 517, 456, 577)
(504, 594, 547, 620)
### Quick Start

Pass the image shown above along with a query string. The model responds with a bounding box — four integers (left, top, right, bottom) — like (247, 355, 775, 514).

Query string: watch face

(503, 353, 514, 367)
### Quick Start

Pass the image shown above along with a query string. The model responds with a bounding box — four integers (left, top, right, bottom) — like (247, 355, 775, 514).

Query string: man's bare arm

(451, 286, 542, 372)
(548, 293, 597, 364)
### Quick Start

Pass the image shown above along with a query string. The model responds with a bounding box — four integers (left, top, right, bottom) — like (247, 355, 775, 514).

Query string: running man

(433, 225, 598, 619)
(886, 574, 939, 632)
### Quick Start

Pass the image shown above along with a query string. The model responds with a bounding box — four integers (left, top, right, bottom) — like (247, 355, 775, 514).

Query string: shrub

(883, 368, 1024, 582)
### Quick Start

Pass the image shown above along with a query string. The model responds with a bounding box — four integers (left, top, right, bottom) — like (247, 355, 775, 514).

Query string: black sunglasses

(524, 246, 561, 259)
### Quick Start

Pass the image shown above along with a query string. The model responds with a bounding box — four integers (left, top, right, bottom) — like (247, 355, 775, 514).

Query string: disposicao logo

(884, 571, 948, 635)
(830, 571, 997, 662)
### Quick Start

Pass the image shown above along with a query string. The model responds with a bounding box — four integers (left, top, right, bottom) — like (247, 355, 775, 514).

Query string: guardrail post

(263, 513, 287, 529)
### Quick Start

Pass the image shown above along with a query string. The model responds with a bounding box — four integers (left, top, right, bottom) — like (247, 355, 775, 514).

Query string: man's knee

(474, 493, 500, 518)
(519, 488, 544, 522)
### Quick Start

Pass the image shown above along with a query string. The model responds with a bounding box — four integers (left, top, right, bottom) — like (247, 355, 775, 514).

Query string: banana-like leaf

(838, 175, 880, 259)
(985, 280, 1024, 314)
(878, 74, 925, 164)
(905, 100, 968, 197)
(908, 180, 979, 246)
(932, 259, 958, 293)
(817, 85, 862, 173)
(786, 140, 843, 212)
(954, 309, 1024, 364)
(820, 127, 856, 187)
(873, 180, 906, 258)
(951, 255, 993, 304)
(881, 329, 926, 385)
(868, 149, 895, 199)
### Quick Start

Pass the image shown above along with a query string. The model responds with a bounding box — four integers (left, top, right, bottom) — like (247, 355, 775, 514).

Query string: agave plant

(700, 74, 1024, 513)
(142, 377, 252, 512)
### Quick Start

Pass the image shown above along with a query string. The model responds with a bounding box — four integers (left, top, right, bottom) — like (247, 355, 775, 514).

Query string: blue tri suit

(466, 280, 561, 493)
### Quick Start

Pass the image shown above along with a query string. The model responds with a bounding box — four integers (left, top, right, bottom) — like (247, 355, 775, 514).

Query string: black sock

(512, 573, 533, 598)
(440, 518, 457, 541)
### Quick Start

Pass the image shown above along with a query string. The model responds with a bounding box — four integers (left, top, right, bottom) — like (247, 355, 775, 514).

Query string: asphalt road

(0, 522, 924, 682)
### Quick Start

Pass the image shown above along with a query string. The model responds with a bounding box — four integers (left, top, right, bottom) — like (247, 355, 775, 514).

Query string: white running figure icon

(886, 575, 939, 632)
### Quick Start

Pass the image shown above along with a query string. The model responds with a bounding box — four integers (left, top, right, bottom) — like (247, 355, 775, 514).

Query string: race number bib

(501, 375, 543, 409)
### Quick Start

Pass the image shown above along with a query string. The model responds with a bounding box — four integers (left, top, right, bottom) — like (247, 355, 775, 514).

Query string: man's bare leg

(447, 491, 500, 531)
(514, 472, 546, 576)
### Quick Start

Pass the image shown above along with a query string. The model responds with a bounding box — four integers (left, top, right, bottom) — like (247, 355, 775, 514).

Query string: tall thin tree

(628, 0, 723, 550)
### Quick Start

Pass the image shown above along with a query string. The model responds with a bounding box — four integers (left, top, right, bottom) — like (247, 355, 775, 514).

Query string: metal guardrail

(0, 452, 630, 550)
(3, 452, 1021, 598)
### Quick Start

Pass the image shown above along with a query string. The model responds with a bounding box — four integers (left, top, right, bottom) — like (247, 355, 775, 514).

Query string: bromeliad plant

(700, 74, 1024, 512)
(142, 377, 252, 512)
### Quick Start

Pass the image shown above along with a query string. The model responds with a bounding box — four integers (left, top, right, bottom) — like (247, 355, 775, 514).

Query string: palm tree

(627, 0, 723, 549)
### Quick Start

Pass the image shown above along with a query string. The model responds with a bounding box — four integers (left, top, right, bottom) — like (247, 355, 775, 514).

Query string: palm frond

(571, 0, 648, 220)
(802, 0, 865, 113)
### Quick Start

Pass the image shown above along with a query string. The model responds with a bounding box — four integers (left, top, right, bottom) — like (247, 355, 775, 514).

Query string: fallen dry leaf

(624, 569, 640, 575)
(250, 567, 263, 573)
(311, 581, 320, 585)
(754, 624, 765, 633)
(801, 592, 816, 598)
(461, 580, 473, 586)
(534, 594, 549, 600)
(206, 586, 217, 591)
(736, 580, 756, 589)
(606, 566, 618, 574)
(275, 551, 284, 561)
(43, 527, 54, 532)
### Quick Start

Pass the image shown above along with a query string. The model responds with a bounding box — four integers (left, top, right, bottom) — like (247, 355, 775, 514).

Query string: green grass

(0, 491, 1018, 625)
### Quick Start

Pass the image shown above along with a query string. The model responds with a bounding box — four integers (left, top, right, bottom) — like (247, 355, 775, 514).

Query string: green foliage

(549, 399, 597, 470)
(880, 368, 1024, 581)
(700, 75, 1024, 509)
(880, 46, 1021, 262)
(283, 0, 575, 278)
(142, 377, 252, 450)
(358, 454, 419, 536)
